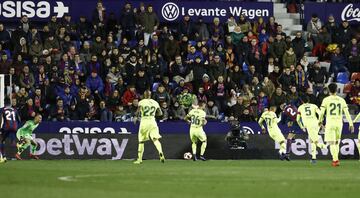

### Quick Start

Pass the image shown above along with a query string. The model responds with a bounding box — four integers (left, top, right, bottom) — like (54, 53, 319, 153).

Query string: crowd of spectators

(0, 1, 359, 123)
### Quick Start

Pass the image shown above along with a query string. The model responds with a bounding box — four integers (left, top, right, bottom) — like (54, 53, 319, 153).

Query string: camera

(225, 121, 249, 150)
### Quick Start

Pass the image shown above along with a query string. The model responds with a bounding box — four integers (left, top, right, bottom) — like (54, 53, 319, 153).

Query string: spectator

(330, 47, 348, 79)
(231, 26, 244, 46)
(0, 53, 12, 74)
(20, 98, 36, 121)
(86, 99, 98, 121)
(238, 15, 252, 34)
(278, 67, 296, 93)
(270, 34, 287, 66)
(206, 99, 219, 120)
(99, 100, 113, 122)
(239, 108, 255, 122)
(170, 101, 186, 120)
(86, 71, 104, 99)
(177, 88, 196, 110)
(292, 32, 306, 60)
(153, 84, 171, 106)
(160, 102, 169, 121)
(345, 38, 360, 73)
(282, 47, 297, 68)
(270, 87, 287, 110)
(307, 14, 322, 45)
(50, 98, 69, 122)
(143, 5, 159, 46)
(122, 85, 138, 107)
(19, 65, 35, 92)
(0, 23, 11, 49)
(229, 96, 245, 121)
(294, 64, 309, 92)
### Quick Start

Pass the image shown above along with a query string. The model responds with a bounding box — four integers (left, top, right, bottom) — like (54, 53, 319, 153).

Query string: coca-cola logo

(341, 4, 360, 22)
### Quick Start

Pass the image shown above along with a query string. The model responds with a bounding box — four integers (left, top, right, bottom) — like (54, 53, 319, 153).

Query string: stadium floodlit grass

(1, 160, 360, 198)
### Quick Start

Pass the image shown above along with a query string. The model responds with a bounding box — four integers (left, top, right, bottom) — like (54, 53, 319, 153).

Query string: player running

(279, 102, 301, 160)
(296, 97, 326, 164)
(133, 90, 165, 164)
(15, 114, 42, 160)
(353, 112, 360, 160)
(0, 98, 21, 163)
(185, 101, 207, 161)
(319, 83, 354, 167)
(258, 106, 288, 160)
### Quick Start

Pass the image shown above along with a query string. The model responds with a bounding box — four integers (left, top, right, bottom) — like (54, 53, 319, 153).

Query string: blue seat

(152, 82, 160, 92)
(336, 72, 349, 84)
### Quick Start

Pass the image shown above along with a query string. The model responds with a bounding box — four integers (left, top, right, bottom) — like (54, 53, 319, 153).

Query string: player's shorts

(286, 121, 302, 134)
(190, 127, 207, 143)
(268, 128, 286, 143)
(16, 133, 33, 142)
(0, 130, 17, 142)
(324, 123, 343, 142)
(138, 122, 161, 142)
(305, 124, 321, 142)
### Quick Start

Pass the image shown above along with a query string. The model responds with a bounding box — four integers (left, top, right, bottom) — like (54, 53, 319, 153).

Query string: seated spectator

(239, 108, 255, 122)
(86, 99, 98, 121)
(330, 47, 348, 79)
(278, 67, 296, 93)
(270, 87, 287, 111)
(177, 88, 196, 110)
(86, 71, 104, 99)
(99, 100, 113, 122)
(170, 101, 186, 120)
(50, 98, 69, 122)
(19, 65, 35, 92)
(282, 47, 296, 68)
(122, 85, 138, 107)
(153, 84, 171, 106)
(20, 98, 36, 121)
(68, 101, 80, 120)
(205, 99, 219, 120)
(160, 102, 169, 121)
(349, 80, 360, 105)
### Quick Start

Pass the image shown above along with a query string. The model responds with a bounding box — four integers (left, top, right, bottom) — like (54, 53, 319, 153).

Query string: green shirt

(18, 120, 39, 136)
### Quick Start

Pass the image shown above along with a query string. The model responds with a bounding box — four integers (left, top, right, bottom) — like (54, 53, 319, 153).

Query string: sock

(357, 141, 360, 158)
(153, 140, 163, 156)
(316, 142, 326, 149)
(286, 139, 292, 154)
(330, 144, 338, 161)
(30, 144, 37, 154)
(0, 143, 4, 157)
(192, 142, 197, 155)
(137, 143, 144, 161)
(280, 142, 286, 154)
(17, 143, 29, 155)
(311, 143, 317, 159)
(200, 141, 207, 156)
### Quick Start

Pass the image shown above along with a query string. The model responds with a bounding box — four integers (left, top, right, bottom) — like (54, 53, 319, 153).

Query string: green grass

(1, 160, 360, 198)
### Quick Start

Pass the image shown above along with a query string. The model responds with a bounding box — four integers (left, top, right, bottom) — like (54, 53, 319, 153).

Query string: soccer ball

(183, 152, 192, 160)
(0, 157, 7, 163)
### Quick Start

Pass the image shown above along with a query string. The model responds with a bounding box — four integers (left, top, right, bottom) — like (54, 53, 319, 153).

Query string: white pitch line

(58, 174, 109, 182)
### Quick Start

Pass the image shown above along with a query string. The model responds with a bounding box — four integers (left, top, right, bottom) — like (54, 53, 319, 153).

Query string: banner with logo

(0, 0, 273, 22)
(3, 133, 358, 160)
(304, 3, 360, 24)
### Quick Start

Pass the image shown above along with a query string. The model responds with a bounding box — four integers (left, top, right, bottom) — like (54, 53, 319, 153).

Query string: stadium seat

(351, 72, 360, 82)
(343, 83, 352, 93)
(336, 72, 349, 84)
(307, 56, 318, 64)
(152, 82, 160, 92)
(320, 62, 330, 72)
(114, 40, 120, 47)
(336, 83, 346, 98)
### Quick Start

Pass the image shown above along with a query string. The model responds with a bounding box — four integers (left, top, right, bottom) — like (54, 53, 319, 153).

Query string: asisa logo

(0, 1, 68, 18)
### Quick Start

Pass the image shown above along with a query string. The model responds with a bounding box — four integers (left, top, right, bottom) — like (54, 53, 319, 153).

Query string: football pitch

(1, 160, 360, 198)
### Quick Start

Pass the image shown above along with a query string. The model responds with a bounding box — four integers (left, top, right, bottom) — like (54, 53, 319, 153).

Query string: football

(183, 152, 192, 160)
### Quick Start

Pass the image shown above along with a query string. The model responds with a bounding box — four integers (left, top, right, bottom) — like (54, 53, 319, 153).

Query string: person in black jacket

(308, 62, 328, 96)
(121, 3, 136, 40)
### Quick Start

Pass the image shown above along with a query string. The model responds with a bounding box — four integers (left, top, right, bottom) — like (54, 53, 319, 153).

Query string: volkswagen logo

(162, 2, 179, 21)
